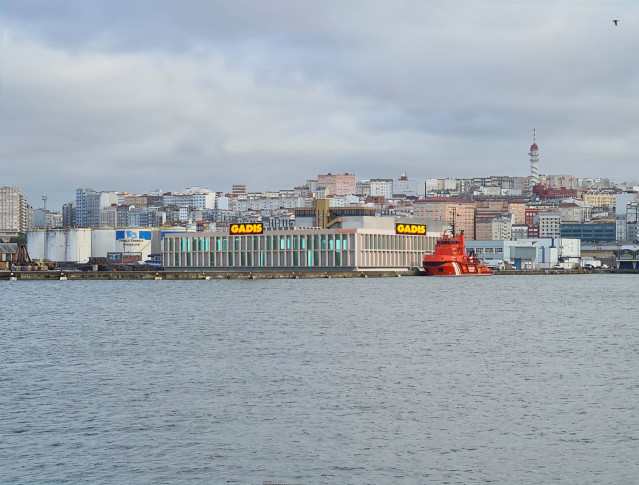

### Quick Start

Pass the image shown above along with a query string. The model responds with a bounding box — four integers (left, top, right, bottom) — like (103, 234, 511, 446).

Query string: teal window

(169, 238, 174, 251)
(314, 251, 320, 266)
(328, 235, 334, 250)
(321, 234, 326, 249)
(234, 237, 240, 251)
(228, 253, 233, 266)
(186, 253, 191, 266)
(286, 235, 291, 250)
(175, 254, 179, 266)
(205, 238, 210, 251)
(314, 235, 319, 249)
(336, 239, 341, 250)
(301, 236, 306, 249)
(267, 236, 272, 250)
(247, 252, 252, 266)
(253, 236, 259, 251)
(335, 252, 341, 266)
(307, 251, 313, 266)
(260, 251, 265, 267)
(293, 236, 298, 249)
(342, 235, 348, 249)
(223, 238, 227, 251)
(241, 253, 246, 266)
(280, 237, 286, 250)
(293, 251, 299, 266)
(210, 253, 215, 266)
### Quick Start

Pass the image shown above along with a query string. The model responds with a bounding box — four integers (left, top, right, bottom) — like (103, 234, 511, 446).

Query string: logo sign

(395, 223, 426, 235)
(229, 223, 264, 234)
(126, 230, 138, 239)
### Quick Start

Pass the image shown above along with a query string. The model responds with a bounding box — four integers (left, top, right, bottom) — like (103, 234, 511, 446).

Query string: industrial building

(161, 225, 435, 272)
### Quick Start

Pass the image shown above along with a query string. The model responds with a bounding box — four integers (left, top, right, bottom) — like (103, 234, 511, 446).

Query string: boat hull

(422, 261, 493, 276)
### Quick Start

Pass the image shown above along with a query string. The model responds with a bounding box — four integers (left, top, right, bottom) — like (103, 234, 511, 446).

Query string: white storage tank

(27, 230, 46, 260)
(92, 229, 116, 258)
(65, 228, 92, 263)
(47, 229, 69, 262)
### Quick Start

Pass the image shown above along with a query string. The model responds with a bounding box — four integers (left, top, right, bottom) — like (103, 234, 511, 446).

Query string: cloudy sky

(1, 0, 637, 209)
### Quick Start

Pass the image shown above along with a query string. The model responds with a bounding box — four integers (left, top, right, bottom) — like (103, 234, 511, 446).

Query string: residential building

(413, 198, 477, 239)
(317, 173, 356, 196)
(1, 186, 29, 240)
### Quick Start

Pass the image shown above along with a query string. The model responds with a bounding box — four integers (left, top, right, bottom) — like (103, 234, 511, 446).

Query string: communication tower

(529, 130, 539, 194)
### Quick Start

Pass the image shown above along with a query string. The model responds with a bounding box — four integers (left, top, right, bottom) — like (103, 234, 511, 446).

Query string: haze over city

(1, 0, 637, 209)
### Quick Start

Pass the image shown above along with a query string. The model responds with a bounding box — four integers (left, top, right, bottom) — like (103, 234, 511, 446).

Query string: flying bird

(613, 19, 619, 26)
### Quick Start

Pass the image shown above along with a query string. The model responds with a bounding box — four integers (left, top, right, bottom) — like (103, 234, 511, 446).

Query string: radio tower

(529, 129, 539, 195)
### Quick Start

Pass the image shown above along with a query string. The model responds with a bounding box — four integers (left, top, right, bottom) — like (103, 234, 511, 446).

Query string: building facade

(161, 227, 434, 271)
(1, 187, 29, 239)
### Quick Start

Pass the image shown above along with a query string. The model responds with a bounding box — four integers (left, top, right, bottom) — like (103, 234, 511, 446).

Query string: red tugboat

(422, 231, 493, 276)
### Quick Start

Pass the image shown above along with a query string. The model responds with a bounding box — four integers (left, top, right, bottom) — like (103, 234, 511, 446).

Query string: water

(1, 275, 638, 484)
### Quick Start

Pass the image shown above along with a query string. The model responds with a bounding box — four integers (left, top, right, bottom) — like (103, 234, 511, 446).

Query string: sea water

(1, 275, 638, 484)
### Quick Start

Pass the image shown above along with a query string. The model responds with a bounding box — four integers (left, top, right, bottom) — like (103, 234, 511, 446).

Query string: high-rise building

(0, 186, 29, 240)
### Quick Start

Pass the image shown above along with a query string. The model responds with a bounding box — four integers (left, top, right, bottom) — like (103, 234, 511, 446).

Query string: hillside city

(2, 171, 639, 245)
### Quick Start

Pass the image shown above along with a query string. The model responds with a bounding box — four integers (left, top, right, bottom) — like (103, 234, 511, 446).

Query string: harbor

(0, 267, 628, 280)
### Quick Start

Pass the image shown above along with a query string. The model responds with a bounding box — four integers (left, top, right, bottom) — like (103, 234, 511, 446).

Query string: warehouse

(161, 224, 436, 272)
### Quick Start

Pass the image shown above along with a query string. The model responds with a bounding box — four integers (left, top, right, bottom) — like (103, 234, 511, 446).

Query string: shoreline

(1, 268, 633, 280)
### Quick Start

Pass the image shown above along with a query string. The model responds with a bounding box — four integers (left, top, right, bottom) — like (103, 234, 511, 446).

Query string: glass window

(222, 238, 227, 251)
(293, 235, 298, 250)
(234, 237, 240, 251)
(328, 235, 334, 250)
(253, 236, 259, 251)
(307, 250, 313, 266)
(169, 238, 174, 251)
(267, 236, 272, 250)
(321, 234, 326, 249)
(280, 237, 286, 250)
(286, 235, 291, 250)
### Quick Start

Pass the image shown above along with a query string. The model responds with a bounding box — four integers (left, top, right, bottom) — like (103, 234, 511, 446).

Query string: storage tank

(92, 229, 116, 258)
(66, 228, 92, 263)
(47, 229, 69, 262)
(27, 230, 46, 260)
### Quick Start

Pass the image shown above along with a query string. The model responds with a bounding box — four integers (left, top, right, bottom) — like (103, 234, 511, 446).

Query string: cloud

(2, 0, 639, 209)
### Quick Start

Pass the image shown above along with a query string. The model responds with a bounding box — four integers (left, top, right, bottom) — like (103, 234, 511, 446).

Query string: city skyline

(1, 1, 637, 209)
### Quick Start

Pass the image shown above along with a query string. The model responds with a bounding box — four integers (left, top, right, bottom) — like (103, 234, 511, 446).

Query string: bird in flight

(613, 19, 619, 26)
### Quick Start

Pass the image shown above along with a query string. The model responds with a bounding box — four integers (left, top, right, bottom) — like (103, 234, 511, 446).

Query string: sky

(1, 0, 637, 210)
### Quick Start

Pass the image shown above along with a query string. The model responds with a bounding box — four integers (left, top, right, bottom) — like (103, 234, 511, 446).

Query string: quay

(0, 268, 633, 280)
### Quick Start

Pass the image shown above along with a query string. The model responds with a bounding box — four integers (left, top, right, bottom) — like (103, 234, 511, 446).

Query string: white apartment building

(537, 211, 561, 238)
(369, 179, 394, 199)
(1, 186, 29, 238)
